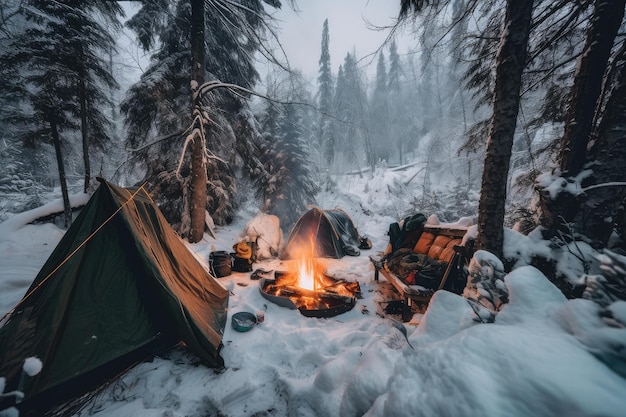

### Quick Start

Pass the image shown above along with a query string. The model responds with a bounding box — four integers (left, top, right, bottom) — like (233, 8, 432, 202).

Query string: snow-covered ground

(1, 167, 626, 417)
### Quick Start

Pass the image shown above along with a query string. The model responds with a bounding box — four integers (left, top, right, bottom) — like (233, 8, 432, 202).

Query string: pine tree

(253, 75, 286, 203)
(537, 0, 626, 243)
(334, 52, 371, 171)
(455, 1, 591, 169)
(580, 54, 626, 246)
(260, 103, 319, 228)
(259, 100, 281, 140)
(558, 0, 624, 178)
(387, 40, 413, 165)
(370, 51, 390, 163)
(0, 0, 122, 226)
(326, 64, 344, 167)
(475, 0, 534, 259)
(388, 40, 401, 93)
(188, 0, 208, 243)
(122, 0, 280, 234)
(317, 18, 333, 169)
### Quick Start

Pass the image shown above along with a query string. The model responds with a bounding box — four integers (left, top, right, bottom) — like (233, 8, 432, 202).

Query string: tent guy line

(0, 182, 148, 325)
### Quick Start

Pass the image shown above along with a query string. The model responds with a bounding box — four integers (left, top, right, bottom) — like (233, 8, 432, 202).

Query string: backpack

(388, 213, 427, 253)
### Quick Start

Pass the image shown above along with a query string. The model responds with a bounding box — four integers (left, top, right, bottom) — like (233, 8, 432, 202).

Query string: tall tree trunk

(79, 56, 91, 194)
(581, 46, 626, 245)
(558, 0, 626, 177)
(538, 0, 625, 239)
(476, 0, 534, 259)
(51, 120, 72, 228)
(188, 0, 207, 243)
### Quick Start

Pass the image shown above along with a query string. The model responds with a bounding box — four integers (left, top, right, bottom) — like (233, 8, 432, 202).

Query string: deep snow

(1, 166, 626, 417)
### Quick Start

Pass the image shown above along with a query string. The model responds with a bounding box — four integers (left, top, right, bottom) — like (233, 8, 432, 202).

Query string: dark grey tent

(281, 207, 362, 259)
(0, 179, 229, 414)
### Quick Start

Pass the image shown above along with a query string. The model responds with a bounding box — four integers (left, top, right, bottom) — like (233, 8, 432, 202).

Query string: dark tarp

(0, 179, 229, 413)
(281, 207, 362, 259)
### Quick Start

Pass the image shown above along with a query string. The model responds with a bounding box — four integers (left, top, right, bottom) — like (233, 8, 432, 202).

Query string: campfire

(259, 243, 360, 318)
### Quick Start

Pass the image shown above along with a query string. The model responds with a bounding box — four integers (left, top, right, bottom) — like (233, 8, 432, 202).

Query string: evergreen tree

(334, 52, 371, 171)
(0, 0, 122, 226)
(388, 40, 401, 93)
(399, 0, 534, 259)
(538, 0, 626, 244)
(122, 0, 280, 234)
(581, 53, 626, 246)
(0, 139, 49, 216)
(259, 99, 281, 141)
(475, 0, 534, 259)
(387, 40, 414, 165)
(370, 51, 390, 163)
(326, 64, 344, 167)
(260, 102, 319, 228)
(317, 18, 333, 169)
(188, 0, 208, 243)
(555, 1, 624, 200)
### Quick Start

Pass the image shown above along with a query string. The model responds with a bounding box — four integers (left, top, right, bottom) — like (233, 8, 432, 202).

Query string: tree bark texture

(188, 0, 207, 243)
(79, 59, 91, 194)
(476, 0, 534, 260)
(51, 120, 72, 228)
(558, 0, 626, 177)
(580, 48, 626, 245)
(538, 0, 625, 241)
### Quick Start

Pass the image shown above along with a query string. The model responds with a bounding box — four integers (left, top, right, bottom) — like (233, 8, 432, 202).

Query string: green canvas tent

(281, 207, 362, 259)
(0, 179, 229, 414)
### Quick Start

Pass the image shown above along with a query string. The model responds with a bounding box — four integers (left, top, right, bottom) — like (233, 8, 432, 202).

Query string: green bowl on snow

(231, 311, 257, 332)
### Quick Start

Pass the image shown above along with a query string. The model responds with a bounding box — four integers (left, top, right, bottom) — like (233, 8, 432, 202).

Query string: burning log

(262, 236, 361, 317)
(259, 269, 360, 318)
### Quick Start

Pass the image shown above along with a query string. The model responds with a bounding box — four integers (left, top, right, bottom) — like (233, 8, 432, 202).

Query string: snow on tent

(0, 179, 229, 414)
(281, 207, 363, 259)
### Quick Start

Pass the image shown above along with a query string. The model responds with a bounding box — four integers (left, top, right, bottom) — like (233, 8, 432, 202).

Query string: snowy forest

(1, 0, 625, 260)
(1, 0, 626, 415)
(0, 0, 624, 254)
(0, 0, 624, 255)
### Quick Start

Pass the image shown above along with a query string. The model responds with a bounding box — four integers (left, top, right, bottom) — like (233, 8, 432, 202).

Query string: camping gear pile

(0, 179, 229, 415)
(370, 213, 474, 320)
(208, 241, 257, 277)
(241, 213, 283, 260)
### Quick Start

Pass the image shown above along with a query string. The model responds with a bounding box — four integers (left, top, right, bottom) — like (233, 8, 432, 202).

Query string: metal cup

(256, 310, 265, 324)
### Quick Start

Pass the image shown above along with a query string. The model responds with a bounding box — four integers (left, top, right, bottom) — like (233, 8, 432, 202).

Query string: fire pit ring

(258, 272, 359, 318)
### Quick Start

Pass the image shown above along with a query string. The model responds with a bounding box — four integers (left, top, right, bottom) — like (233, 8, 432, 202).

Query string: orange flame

(297, 257, 317, 290)
(291, 232, 325, 291)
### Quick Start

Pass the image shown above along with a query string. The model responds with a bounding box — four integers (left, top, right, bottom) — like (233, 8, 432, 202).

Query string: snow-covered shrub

(463, 250, 508, 321)
(584, 250, 626, 307)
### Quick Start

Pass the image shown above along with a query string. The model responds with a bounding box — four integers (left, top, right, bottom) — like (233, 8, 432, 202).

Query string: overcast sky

(117, 1, 415, 90)
(261, 0, 415, 81)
